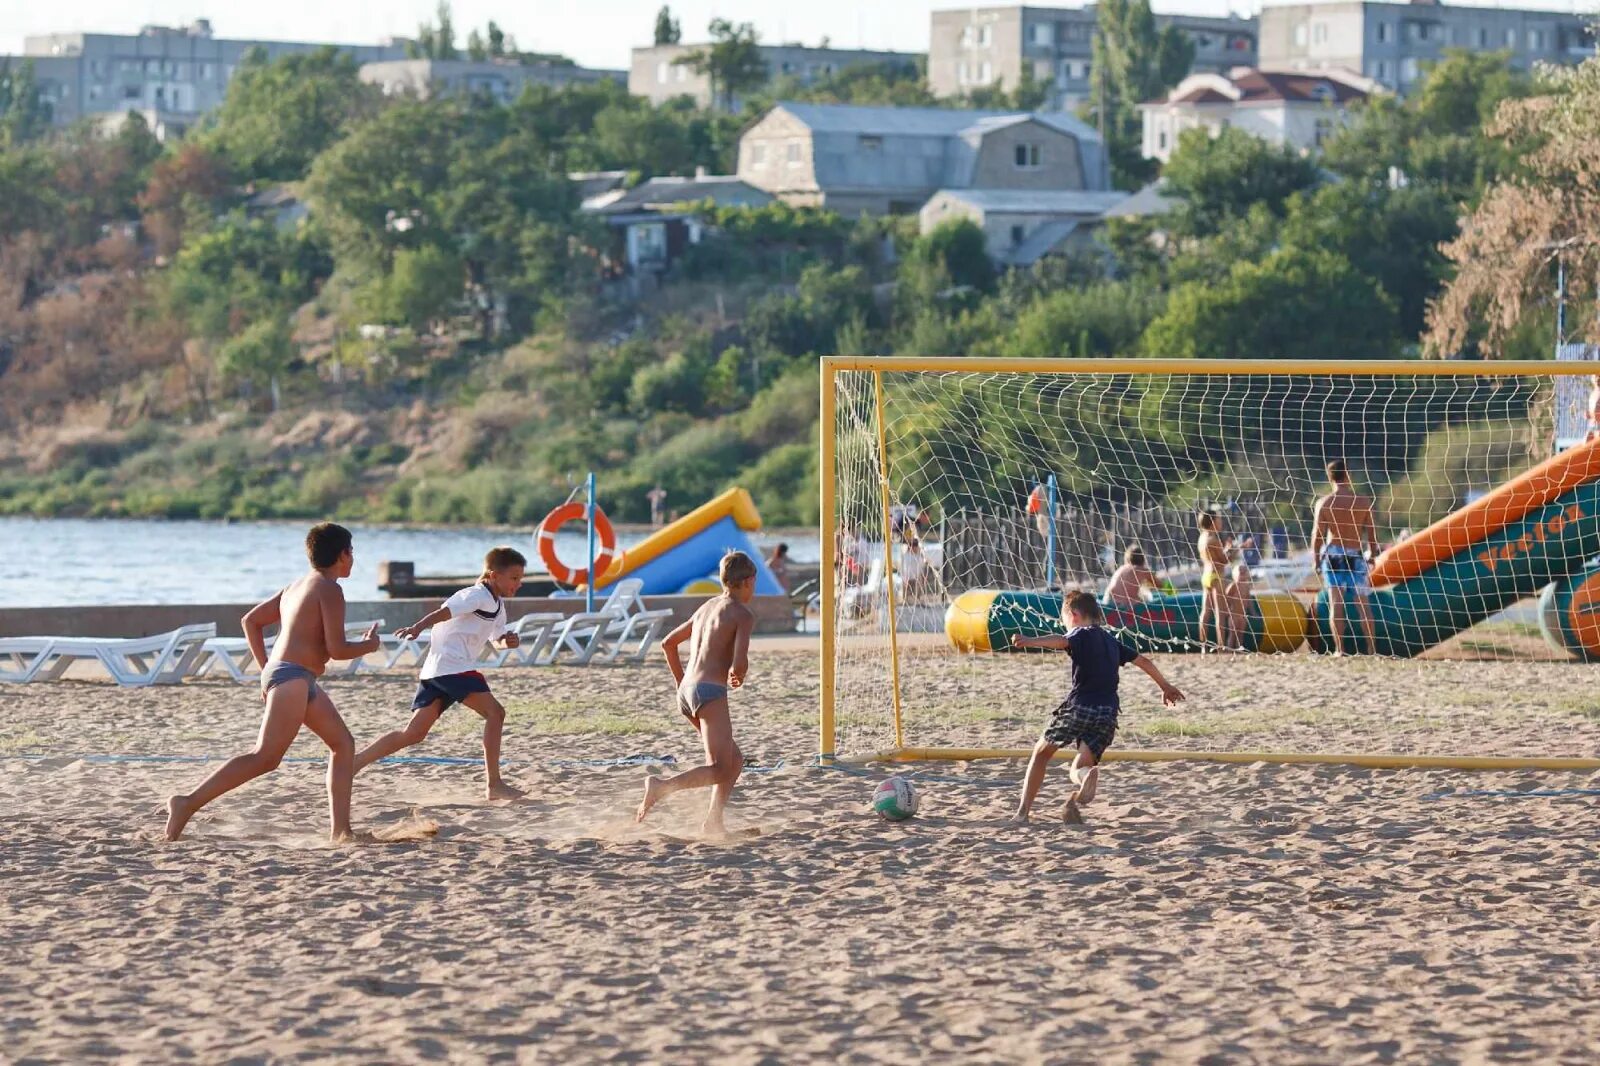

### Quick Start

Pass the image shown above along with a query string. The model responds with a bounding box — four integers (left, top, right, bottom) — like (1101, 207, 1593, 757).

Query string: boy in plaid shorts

(1010, 590, 1184, 824)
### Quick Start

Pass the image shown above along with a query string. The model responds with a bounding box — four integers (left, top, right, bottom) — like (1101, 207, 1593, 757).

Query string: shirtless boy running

(164, 523, 381, 842)
(635, 551, 756, 836)
(1311, 460, 1380, 655)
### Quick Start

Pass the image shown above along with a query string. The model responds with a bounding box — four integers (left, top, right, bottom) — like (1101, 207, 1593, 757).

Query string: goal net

(820, 358, 1600, 768)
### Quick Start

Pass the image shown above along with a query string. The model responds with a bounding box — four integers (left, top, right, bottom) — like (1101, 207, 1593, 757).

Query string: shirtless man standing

(636, 550, 756, 837)
(1311, 460, 1380, 655)
(164, 523, 382, 841)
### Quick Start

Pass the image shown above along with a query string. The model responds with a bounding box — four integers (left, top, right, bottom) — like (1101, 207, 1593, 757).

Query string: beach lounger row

(0, 624, 217, 686)
(0, 580, 674, 686)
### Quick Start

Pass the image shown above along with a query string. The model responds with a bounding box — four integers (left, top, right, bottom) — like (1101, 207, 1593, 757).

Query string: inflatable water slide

(590, 488, 785, 597)
(948, 436, 1600, 659)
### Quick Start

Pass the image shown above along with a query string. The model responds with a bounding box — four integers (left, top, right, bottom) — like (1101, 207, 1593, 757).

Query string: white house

(1139, 67, 1377, 162)
(919, 188, 1130, 266)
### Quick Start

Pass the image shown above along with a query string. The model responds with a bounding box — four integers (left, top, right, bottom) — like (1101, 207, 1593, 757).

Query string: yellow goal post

(819, 356, 1600, 771)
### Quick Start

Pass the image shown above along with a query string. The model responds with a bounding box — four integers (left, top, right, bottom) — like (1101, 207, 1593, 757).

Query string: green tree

(487, 21, 508, 57)
(204, 48, 377, 182)
(371, 245, 463, 330)
(1322, 50, 1529, 201)
(216, 316, 296, 405)
(1144, 247, 1397, 361)
(411, 2, 460, 60)
(0, 59, 52, 146)
(1089, 0, 1194, 186)
(654, 6, 682, 46)
(903, 218, 995, 295)
(1162, 125, 1320, 236)
(996, 281, 1165, 358)
(677, 19, 767, 111)
(466, 28, 488, 62)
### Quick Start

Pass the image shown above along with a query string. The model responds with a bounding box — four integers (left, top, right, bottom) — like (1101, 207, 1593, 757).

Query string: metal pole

(819, 363, 839, 762)
(1556, 254, 1567, 350)
(1045, 473, 1058, 590)
(585, 471, 596, 613)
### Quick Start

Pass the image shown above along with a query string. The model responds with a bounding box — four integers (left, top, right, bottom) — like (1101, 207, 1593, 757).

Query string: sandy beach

(5, 647, 1600, 1062)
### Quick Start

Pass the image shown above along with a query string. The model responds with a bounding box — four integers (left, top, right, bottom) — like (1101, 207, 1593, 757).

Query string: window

(978, 25, 992, 47)
(978, 61, 993, 83)
(1310, 82, 1335, 102)
(657, 60, 669, 83)
(89, 84, 102, 100)
(858, 134, 883, 151)
(1158, 129, 1168, 151)
(1314, 117, 1334, 147)
(1010, 224, 1025, 246)
(1504, 28, 1516, 47)
(786, 142, 802, 165)
(1478, 28, 1490, 47)
(959, 62, 970, 84)
(1400, 57, 1419, 83)
(749, 143, 766, 165)
(1014, 142, 1041, 168)
(1374, 59, 1390, 81)
(1312, 22, 1327, 44)
(145, 59, 159, 74)
(1529, 29, 1544, 50)
(1376, 22, 1391, 43)
(199, 62, 212, 80)
(1030, 23, 1053, 46)
(1294, 23, 1308, 46)
(123, 85, 140, 100)
(1451, 27, 1465, 45)
(675, 65, 687, 82)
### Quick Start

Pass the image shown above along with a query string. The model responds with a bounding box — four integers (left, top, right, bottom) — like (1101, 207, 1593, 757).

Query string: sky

(4, 0, 1591, 69)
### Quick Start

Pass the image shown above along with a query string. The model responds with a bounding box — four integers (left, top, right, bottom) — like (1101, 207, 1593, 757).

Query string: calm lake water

(0, 517, 819, 607)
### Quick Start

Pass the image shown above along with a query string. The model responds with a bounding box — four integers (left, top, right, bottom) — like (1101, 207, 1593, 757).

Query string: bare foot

(700, 819, 729, 838)
(487, 781, 525, 802)
(164, 795, 194, 841)
(1062, 794, 1085, 825)
(1006, 811, 1030, 825)
(635, 777, 666, 823)
(331, 828, 379, 845)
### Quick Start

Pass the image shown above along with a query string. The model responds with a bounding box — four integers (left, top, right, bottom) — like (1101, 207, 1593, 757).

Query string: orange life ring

(537, 502, 618, 587)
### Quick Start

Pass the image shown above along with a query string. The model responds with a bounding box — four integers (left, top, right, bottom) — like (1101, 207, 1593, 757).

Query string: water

(0, 517, 819, 607)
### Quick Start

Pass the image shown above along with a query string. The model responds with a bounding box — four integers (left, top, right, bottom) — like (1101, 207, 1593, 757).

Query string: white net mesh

(825, 363, 1600, 762)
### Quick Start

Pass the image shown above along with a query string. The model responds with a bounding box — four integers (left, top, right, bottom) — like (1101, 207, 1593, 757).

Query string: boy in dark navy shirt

(1010, 590, 1184, 824)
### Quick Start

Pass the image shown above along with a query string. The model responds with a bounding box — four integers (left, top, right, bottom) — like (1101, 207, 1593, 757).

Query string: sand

(4, 647, 1600, 1062)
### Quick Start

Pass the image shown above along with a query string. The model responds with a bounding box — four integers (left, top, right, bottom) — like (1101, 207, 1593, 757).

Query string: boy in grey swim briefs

(636, 550, 757, 836)
(164, 523, 381, 842)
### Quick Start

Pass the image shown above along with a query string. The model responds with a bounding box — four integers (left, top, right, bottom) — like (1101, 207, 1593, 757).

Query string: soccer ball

(872, 776, 919, 821)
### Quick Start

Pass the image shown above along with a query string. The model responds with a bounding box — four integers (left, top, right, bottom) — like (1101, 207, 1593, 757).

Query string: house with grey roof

(581, 171, 773, 275)
(737, 101, 1111, 217)
(920, 188, 1131, 265)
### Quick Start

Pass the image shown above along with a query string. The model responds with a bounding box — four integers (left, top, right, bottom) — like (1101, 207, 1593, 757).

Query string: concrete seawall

(0, 595, 798, 639)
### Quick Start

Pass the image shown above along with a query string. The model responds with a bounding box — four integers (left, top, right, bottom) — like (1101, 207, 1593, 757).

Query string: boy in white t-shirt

(354, 547, 526, 800)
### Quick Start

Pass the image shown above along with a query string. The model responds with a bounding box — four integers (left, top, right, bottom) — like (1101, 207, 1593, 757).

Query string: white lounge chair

(196, 619, 384, 684)
(539, 580, 675, 666)
(0, 638, 57, 684)
(482, 611, 566, 668)
(12, 624, 218, 686)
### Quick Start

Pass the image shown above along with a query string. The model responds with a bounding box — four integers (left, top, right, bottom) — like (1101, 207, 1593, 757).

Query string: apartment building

(360, 59, 621, 103)
(1260, 0, 1596, 93)
(929, 5, 1259, 107)
(17, 20, 408, 127)
(629, 43, 921, 108)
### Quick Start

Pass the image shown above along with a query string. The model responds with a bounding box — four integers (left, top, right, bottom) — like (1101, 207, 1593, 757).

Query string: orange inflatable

(537, 502, 618, 586)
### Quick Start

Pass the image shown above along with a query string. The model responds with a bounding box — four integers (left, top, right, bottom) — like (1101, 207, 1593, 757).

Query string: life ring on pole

(537, 502, 618, 587)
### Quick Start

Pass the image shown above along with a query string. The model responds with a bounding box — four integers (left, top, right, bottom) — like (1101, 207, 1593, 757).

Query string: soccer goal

(819, 357, 1600, 771)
